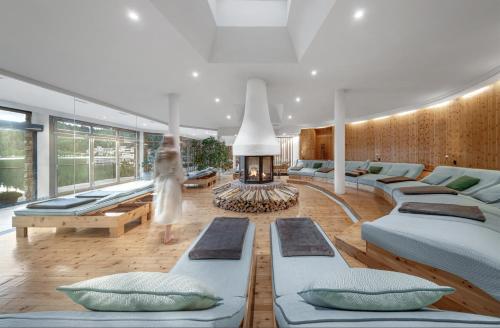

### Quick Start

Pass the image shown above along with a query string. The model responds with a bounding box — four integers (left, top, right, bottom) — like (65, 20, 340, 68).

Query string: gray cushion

(299, 268, 454, 311)
(386, 167, 409, 177)
(57, 272, 221, 312)
(473, 184, 500, 204)
(421, 173, 452, 185)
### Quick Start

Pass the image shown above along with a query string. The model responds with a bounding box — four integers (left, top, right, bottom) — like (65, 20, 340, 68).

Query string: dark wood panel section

(299, 126, 333, 160)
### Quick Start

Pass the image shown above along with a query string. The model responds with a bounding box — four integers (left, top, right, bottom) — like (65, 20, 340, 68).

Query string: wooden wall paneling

(300, 80, 500, 169)
(314, 127, 333, 160)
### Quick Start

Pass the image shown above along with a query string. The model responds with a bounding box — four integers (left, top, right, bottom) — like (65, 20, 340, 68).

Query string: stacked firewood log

(212, 182, 299, 213)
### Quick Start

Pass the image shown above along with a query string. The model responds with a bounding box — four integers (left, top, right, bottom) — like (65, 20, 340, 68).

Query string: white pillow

(299, 268, 454, 311)
(57, 272, 221, 312)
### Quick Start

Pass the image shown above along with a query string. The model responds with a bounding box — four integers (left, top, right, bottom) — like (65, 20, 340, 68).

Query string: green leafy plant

(192, 137, 231, 170)
(0, 191, 22, 204)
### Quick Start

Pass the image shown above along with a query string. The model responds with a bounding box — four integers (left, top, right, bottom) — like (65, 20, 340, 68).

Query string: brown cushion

(399, 186, 458, 195)
(377, 176, 416, 184)
(398, 202, 485, 222)
(317, 167, 334, 173)
(353, 169, 369, 175)
(346, 171, 361, 177)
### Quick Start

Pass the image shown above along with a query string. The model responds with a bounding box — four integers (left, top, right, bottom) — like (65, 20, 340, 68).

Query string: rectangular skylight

(208, 0, 289, 27)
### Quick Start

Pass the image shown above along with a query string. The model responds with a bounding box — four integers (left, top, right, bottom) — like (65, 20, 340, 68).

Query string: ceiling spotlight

(353, 9, 365, 20)
(127, 10, 140, 22)
(295, 97, 301, 103)
(214, 97, 220, 103)
(226, 115, 231, 120)
(143, 123, 147, 126)
(192, 71, 199, 78)
(288, 115, 293, 119)
(311, 70, 318, 76)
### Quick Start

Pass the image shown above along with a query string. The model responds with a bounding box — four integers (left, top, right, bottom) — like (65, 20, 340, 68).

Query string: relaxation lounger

(0, 219, 256, 328)
(12, 182, 154, 238)
(270, 221, 500, 327)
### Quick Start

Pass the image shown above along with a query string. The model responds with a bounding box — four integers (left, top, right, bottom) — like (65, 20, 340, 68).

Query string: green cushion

(313, 163, 323, 169)
(57, 272, 221, 312)
(446, 175, 481, 191)
(299, 268, 454, 311)
(368, 166, 383, 174)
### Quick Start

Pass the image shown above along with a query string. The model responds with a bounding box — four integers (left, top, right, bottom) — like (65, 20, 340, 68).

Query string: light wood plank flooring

(0, 176, 387, 327)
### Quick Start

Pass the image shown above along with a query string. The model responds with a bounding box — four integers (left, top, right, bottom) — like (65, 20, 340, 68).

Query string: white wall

(292, 136, 299, 165)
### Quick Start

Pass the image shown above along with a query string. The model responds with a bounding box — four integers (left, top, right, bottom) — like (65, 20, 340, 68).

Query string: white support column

(168, 93, 180, 150)
(334, 89, 346, 194)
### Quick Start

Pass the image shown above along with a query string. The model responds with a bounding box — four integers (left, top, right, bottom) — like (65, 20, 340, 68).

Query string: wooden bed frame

(13, 193, 153, 238)
(366, 242, 500, 317)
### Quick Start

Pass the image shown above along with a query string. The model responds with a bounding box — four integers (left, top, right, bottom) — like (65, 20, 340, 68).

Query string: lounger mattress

(362, 215, 500, 301)
(0, 297, 245, 328)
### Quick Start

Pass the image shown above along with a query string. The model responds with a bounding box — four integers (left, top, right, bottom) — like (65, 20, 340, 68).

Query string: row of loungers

(361, 166, 500, 311)
(1, 218, 499, 327)
(290, 161, 500, 314)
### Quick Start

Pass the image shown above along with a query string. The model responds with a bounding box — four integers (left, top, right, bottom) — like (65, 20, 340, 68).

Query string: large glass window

(52, 117, 138, 194)
(0, 108, 34, 207)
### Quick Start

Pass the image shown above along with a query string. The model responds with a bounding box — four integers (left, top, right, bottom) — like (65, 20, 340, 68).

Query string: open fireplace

(239, 155, 274, 184)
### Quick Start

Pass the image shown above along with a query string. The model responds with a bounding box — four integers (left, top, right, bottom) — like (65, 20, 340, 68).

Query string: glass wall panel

(93, 138, 117, 185)
(0, 108, 33, 207)
(119, 139, 137, 179)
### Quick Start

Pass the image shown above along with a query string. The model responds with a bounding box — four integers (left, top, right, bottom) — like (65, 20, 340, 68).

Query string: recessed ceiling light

(127, 10, 140, 22)
(311, 70, 318, 76)
(353, 9, 365, 20)
(287, 115, 292, 119)
(226, 115, 231, 120)
(143, 123, 147, 126)
(295, 97, 301, 103)
(102, 116, 107, 119)
(192, 71, 199, 78)
(214, 97, 220, 103)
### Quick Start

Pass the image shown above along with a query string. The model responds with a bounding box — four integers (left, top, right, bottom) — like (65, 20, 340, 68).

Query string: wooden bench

(13, 193, 153, 238)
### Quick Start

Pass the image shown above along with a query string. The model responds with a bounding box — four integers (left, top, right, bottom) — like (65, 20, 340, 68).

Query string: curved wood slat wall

(300, 80, 500, 170)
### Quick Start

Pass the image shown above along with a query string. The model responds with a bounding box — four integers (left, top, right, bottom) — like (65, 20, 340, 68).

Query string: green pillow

(57, 272, 221, 312)
(299, 268, 454, 311)
(313, 163, 323, 169)
(368, 166, 383, 174)
(446, 175, 480, 191)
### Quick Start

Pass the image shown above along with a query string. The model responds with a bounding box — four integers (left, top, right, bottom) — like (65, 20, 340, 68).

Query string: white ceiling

(0, 0, 499, 133)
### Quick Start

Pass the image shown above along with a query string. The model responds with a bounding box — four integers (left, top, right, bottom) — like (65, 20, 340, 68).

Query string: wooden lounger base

(184, 175, 217, 188)
(366, 242, 500, 317)
(241, 232, 257, 328)
(13, 194, 153, 238)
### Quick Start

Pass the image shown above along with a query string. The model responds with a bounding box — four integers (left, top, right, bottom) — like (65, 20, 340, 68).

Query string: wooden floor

(0, 176, 389, 327)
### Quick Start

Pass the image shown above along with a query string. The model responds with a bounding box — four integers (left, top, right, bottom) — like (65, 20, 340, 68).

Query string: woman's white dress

(153, 155, 186, 225)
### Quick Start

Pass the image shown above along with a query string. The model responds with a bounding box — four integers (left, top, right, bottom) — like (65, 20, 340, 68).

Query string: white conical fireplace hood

(233, 78, 280, 156)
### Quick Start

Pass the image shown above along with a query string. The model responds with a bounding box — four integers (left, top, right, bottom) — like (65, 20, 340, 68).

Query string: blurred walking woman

(153, 135, 185, 244)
